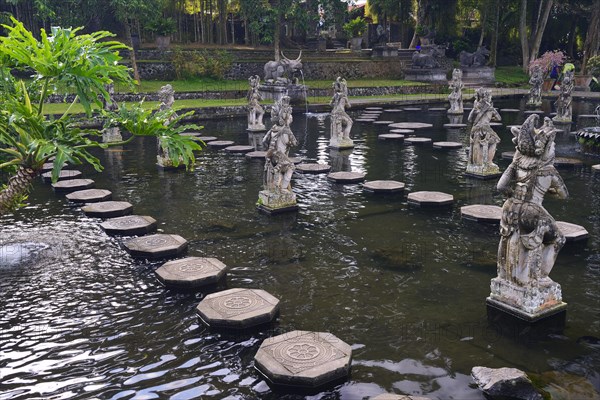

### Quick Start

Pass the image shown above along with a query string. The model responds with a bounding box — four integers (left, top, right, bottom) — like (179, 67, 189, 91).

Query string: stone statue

(411, 46, 444, 69)
(553, 70, 574, 123)
(258, 95, 299, 213)
(466, 88, 501, 177)
(247, 75, 266, 131)
(488, 114, 569, 320)
(102, 83, 122, 143)
(459, 46, 490, 68)
(156, 84, 178, 168)
(527, 66, 544, 108)
(263, 51, 303, 85)
(447, 68, 464, 114)
(329, 77, 354, 149)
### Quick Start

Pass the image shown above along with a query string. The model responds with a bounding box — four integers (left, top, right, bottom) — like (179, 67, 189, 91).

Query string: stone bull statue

(411, 46, 445, 69)
(459, 46, 490, 68)
(264, 51, 303, 84)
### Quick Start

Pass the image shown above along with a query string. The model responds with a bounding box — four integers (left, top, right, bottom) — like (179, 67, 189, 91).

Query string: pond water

(1, 98, 599, 399)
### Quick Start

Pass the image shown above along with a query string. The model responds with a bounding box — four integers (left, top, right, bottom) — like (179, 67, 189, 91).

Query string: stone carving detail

(210, 291, 265, 317)
(329, 77, 354, 149)
(266, 332, 343, 374)
(156, 84, 178, 168)
(527, 66, 544, 108)
(447, 68, 464, 114)
(489, 114, 569, 319)
(411, 45, 444, 69)
(459, 46, 490, 68)
(247, 75, 266, 131)
(264, 51, 303, 85)
(466, 88, 501, 177)
(553, 70, 574, 123)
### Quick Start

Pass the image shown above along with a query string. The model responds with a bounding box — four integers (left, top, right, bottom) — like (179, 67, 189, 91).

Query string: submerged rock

(372, 248, 423, 272)
(471, 366, 543, 400)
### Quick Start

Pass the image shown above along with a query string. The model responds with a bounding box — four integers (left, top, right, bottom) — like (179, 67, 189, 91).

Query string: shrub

(343, 17, 367, 38)
(528, 50, 566, 77)
(172, 48, 233, 80)
(587, 55, 600, 77)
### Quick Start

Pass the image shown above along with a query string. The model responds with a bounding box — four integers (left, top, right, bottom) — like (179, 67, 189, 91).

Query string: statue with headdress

(156, 84, 181, 168)
(329, 77, 354, 149)
(447, 68, 464, 114)
(247, 75, 266, 131)
(527, 65, 544, 108)
(553, 69, 574, 123)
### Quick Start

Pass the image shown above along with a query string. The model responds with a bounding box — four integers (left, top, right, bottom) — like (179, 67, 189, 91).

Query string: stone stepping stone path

(578, 114, 598, 119)
(296, 163, 331, 174)
(500, 108, 520, 112)
(378, 133, 405, 140)
(363, 180, 405, 193)
(356, 118, 377, 122)
(428, 107, 447, 111)
(327, 171, 366, 183)
(124, 233, 188, 259)
(408, 191, 454, 207)
(501, 151, 515, 160)
(433, 141, 462, 149)
(196, 288, 279, 329)
(289, 157, 304, 164)
(373, 120, 394, 125)
(52, 178, 95, 193)
(198, 136, 218, 142)
(155, 257, 228, 289)
(99, 215, 157, 236)
(388, 122, 433, 129)
(554, 157, 583, 168)
(490, 122, 503, 127)
(403, 107, 422, 111)
(81, 201, 133, 218)
(254, 330, 352, 390)
(180, 132, 202, 137)
(390, 128, 414, 134)
(524, 110, 544, 115)
(404, 137, 432, 145)
(41, 170, 82, 182)
(41, 162, 65, 172)
(224, 145, 254, 154)
(443, 123, 467, 128)
(461, 205, 502, 223)
(383, 109, 403, 113)
(371, 394, 430, 400)
(365, 107, 383, 111)
(593, 164, 600, 171)
(556, 221, 589, 242)
(66, 189, 112, 203)
(207, 140, 235, 149)
(246, 151, 267, 159)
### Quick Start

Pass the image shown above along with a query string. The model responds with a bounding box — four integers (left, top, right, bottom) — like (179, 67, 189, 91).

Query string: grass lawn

(495, 66, 529, 87)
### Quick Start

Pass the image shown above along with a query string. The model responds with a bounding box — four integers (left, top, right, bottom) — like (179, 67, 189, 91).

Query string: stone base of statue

(103, 127, 122, 143)
(465, 163, 501, 179)
(461, 67, 495, 86)
(526, 99, 542, 109)
(247, 124, 267, 132)
(257, 189, 298, 214)
(259, 83, 307, 106)
(487, 277, 567, 321)
(156, 155, 185, 170)
(372, 45, 398, 58)
(552, 115, 572, 124)
(447, 108, 463, 115)
(329, 136, 354, 150)
(403, 68, 447, 84)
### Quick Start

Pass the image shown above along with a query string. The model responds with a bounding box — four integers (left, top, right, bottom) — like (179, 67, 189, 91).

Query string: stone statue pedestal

(103, 127, 122, 143)
(259, 83, 307, 106)
(461, 67, 495, 86)
(247, 125, 266, 133)
(465, 163, 501, 179)
(487, 277, 567, 321)
(257, 189, 298, 214)
(329, 136, 354, 150)
(156, 156, 185, 170)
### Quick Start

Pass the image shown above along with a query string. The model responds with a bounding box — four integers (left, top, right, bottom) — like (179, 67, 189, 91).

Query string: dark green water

(1, 98, 599, 399)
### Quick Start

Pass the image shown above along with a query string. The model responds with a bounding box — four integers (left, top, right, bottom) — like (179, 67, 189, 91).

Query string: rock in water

(471, 366, 543, 400)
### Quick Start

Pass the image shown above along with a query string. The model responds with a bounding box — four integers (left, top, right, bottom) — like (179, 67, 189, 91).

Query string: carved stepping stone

(554, 157, 583, 168)
(41, 162, 65, 172)
(66, 189, 112, 203)
(81, 201, 133, 218)
(443, 123, 467, 128)
(356, 118, 377, 122)
(371, 395, 430, 400)
(404, 137, 432, 145)
(388, 122, 433, 129)
(501, 151, 515, 160)
(578, 114, 598, 119)
(254, 330, 352, 389)
(500, 108, 520, 112)
(383, 109, 403, 113)
(390, 128, 414, 134)
(327, 171, 366, 183)
(296, 163, 331, 174)
(196, 288, 279, 329)
(124, 234, 188, 259)
(378, 134, 405, 140)
(490, 122, 503, 127)
(524, 110, 544, 114)
(100, 215, 157, 236)
(180, 131, 202, 137)
(52, 179, 95, 193)
(593, 164, 600, 171)
(224, 145, 254, 154)
(41, 169, 82, 182)
(428, 107, 447, 111)
(461, 204, 502, 223)
(556, 221, 589, 242)
(246, 151, 268, 159)
(365, 107, 383, 111)
(433, 141, 462, 149)
(207, 140, 235, 149)
(363, 180, 405, 193)
(289, 156, 304, 164)
(403, 107, 422, 111)
(373, 120, 394, 125)
(198, 136, 218, 142)
(155, 257, 228, 289)
(408, 191, 454, 207)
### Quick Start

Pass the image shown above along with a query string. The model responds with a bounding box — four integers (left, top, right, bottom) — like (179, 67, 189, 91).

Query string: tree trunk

(519, 0, 530, 72)
(582, 0, 600, 74)
(528, 0, 553, 63)
(124, 21, 141, 84)
(409, 0, 426, 48)
(0, 166, 40, 216)
(478, 10, 487, 47)
(274, 8, 281, 61)
(490, 0, 499, 67)
(244, 17, 249, 45)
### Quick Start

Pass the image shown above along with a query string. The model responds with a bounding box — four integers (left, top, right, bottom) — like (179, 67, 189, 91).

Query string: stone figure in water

(247, 75, 266, 131)
(102, 83, 122, 143)
(156, 84, 177, 167)
(489, 114, 569, 319)
(466, 88, 501, 177)
(527, 65, 543, 108)
(447, 68, 464, 114)
(329, 77, 354, 149)
(553, 69, 574, 123)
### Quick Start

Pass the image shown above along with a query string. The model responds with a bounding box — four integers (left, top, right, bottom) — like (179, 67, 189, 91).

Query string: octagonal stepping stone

(490, 122, 503, 127)
(225, 145, 254, 154)
(52, 179, 95, 193)
(296, 163, 331, 174)
(373, 120, 394, 125)
(403, 107, 422, 111)
(327, 171, 365, 183)
(578, 114, 598, 119)
(365, 107, 383, 111)
(289, 157, 304, 164)
(124, 234, 188, 259)
(556, 221, 589, 242)
(383, 109, 403, 113)
(554, 157, 583, 168)
(500, 108, 520, 112)
(388, 122, 433, 129)
(196, 288, 279, 329)
(371, 394, 430, 400)
(593, 164, 600, 171)
(502, 151, 515, 160)
(66, 189, 112, 203)
(524, 110, 544, 115)
(363, 180, 405, 193)
(156, 257, 228, 289)
(180, 131, 202, 137)
(41, 162, 65, 172)
(461, 204, 502, 223)
(390, 128, 414, 134)
(254, 330, 352, 390)
(429, 107, 447, 111)
(207, 140, 235, 149)
(433, 141, 462, 149)
(246, 151, 268, 159)
(408, 191, 454, 207)
(378, 134, 405, 140)
(356, 118, 377, 122)
(81, 201, 133, 218)
(198, 136, 218, 142)
(100, 215, 157, 236)
(404, 137, 432, 145)
(41, 169, 82, 183)
(443, 123, 467, 128)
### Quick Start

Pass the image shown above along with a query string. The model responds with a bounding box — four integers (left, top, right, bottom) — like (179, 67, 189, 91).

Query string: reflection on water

(1, 99, 599, 399)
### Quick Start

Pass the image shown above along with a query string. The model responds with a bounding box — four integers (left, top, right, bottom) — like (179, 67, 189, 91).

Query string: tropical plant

(147, 16, 177, 36)
(528, 50, 567, 78)
(343, 17, 367, 38)
(0, 17, 202, 215)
